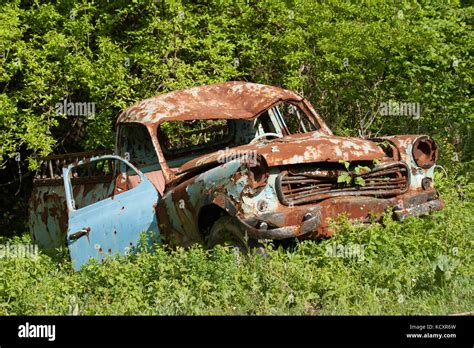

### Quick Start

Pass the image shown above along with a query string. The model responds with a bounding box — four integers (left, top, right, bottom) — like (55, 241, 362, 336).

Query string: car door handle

(69, 227, 91, 241)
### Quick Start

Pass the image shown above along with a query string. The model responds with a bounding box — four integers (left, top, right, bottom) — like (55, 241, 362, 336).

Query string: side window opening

(158, 119, 232, 162)
(69, 158, 141, 209)
(253, 111, 278, 135)
(268, 102, 320, 135)
(118, 124, 159, 169)
(249, 102, 320, 140)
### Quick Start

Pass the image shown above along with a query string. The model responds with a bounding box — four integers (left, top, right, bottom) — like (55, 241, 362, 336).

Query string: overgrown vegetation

(1, 175, 472, 315)
(0, 0, 472, 163)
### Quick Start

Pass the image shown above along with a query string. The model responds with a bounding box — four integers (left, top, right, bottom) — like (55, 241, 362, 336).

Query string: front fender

(376, 135, 438, 191)
(158, 159, 248, 245)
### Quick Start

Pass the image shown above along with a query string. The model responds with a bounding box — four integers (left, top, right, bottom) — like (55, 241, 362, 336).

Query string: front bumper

(393, 199, 444, 220)
(238, 209, 321, 240)
(236, 190, 444, 240)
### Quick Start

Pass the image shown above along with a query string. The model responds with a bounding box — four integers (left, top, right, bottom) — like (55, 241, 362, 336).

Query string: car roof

(117, 81, 303, 126)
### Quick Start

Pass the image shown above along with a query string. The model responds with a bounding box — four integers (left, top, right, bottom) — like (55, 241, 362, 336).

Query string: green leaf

(338, 172, 351, 184)
(355, 165, 371, 175)
(339, 160, 350, 170)
(355, 177, 366, 186)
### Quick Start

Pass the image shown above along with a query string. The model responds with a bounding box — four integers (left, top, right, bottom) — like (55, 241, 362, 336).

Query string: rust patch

(177, 135, 385, 174)
(246, 155, 269, 189)
(276, 161, 409, 206)
(412, 136, 438, 168)
(117, 81, 303, 125)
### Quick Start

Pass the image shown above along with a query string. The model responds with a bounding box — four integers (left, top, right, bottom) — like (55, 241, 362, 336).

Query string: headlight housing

(412, 136, 438, 169)
(247, 154, 269, 189)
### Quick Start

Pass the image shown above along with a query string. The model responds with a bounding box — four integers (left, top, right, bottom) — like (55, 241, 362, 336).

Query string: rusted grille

(276, 162, 409, 206)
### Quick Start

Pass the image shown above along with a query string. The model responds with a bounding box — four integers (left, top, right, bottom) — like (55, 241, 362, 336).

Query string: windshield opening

(156, 102, 320, 167)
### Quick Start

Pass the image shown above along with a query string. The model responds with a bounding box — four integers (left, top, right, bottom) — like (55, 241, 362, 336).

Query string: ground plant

(0, 175, 472, 315)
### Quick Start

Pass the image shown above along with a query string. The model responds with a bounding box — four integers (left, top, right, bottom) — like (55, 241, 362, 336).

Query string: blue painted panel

(64, 156, 160, 270)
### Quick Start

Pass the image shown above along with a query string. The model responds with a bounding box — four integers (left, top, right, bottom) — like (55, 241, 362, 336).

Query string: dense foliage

(0, 0, 472, 164)
(0, 177, 472, 315)
(0, 1, 472, 315)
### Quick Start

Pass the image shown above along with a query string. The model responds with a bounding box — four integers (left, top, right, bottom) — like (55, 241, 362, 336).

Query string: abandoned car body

(29, 82, 444, 269)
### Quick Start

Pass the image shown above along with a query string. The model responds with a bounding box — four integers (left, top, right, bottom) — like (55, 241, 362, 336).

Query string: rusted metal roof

(117, 81, 303, 125)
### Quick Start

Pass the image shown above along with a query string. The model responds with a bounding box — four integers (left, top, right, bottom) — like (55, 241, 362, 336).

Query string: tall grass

(1, 178, 472, 315)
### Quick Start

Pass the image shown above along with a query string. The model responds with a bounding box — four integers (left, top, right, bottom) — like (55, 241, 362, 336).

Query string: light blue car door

(63, 155, 159, 271)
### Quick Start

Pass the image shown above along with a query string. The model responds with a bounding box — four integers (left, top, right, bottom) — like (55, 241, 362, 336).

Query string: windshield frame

(130, 98, 332, 184)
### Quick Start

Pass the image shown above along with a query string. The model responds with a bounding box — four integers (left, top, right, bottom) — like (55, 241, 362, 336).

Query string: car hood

(177, 133, 386, 174)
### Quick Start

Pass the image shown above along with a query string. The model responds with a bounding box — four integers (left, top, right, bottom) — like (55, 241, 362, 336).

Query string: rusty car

(29, 81, 444, 270)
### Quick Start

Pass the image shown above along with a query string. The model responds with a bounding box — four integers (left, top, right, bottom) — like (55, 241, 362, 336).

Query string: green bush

(0, 0, 472, 168)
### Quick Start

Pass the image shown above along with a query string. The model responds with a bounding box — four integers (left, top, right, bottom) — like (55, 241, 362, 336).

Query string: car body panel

(28, 82, 444, 268)
(63, 155, 159, 270)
